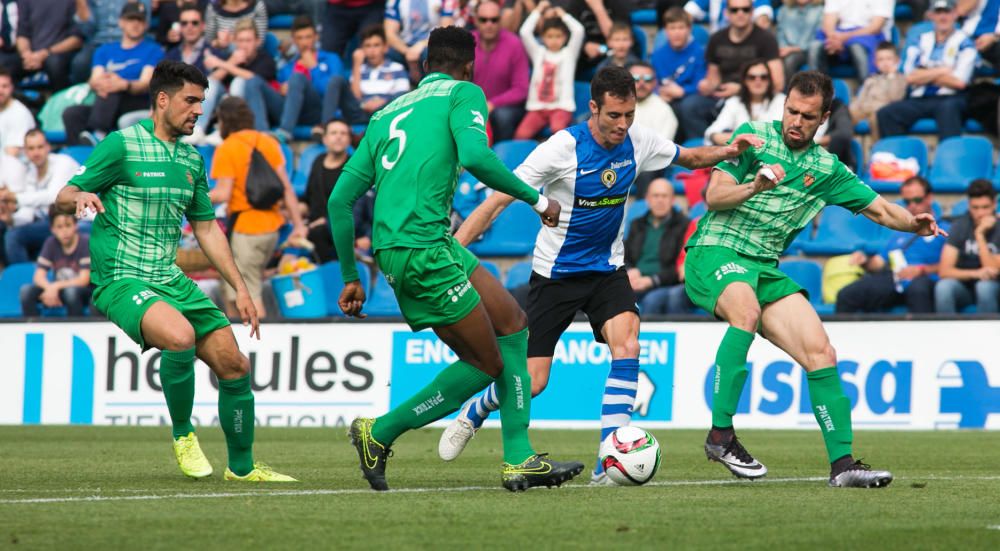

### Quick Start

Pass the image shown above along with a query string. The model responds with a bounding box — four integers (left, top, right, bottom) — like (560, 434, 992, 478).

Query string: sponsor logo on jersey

(75, 165, 87, 176)
(714, 262, 748, 280)
(815, 404, 835, 432)
(804, 173, 815, 187)
(135, 171, 166, 178)
(579, 167, 600, 176)
(131, 290, 159, 306)
(471, 110, 485, 127)
(601, 169, 617, 188)
(575, 194, 626, 209)
(610, 159, 632, 170)
(412, 390, 444, 416)
(446, 280, 472, 303)
(185, 170, 194, 185)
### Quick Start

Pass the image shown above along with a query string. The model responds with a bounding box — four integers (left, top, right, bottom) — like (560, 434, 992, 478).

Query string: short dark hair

(591, 66, 636, 108)
(738, 59, 775, 110)
(0, 65, 10, 82)
(609, 21, 632, 39)
(967, 178, 997, 201)
(24, 128, 46, 142)
(540, 17, 570, 39)
(875, 41, 897, 55)
(48, 204, 75, 224)
(360, 23, 386, 43)
(149, 59, 209, 110)
(627, 60, 655, 73)
(663, 7, 691, 27)
(787, 70, 834, 113)
(291, 14, 315, 32)
(902, 175, 931, 195)
(325, 117, 351, 133)
(426, 26, 476, 75)
(217, 96, 255, 138)
(177, 1, 202, 19)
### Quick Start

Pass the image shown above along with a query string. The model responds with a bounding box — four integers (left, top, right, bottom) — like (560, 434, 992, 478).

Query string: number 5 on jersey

(382, 108, 414, 170)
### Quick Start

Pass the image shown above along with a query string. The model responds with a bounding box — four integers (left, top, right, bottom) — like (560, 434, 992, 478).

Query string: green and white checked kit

(68, 119, 216, 287)
(688, 120, 878, 262)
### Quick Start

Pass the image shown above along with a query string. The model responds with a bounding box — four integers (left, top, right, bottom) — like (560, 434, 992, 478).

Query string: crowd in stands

(1, 0, 1000, 319)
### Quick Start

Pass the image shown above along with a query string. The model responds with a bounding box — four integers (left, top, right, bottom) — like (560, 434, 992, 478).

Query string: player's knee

(611, 337, 640, 359)
(530, 373, 548, 396)
(736, 307, 761, 333)
(819, 342, 838, 368)
(162, 326, 196, 351)
(473, 350, 504, 379)
(217, 351, 250, 380)
(496, 309, 528, 336)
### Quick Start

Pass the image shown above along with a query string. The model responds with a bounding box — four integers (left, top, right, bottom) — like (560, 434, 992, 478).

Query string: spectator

(350, 24, 410, 124)
(204, 17, 278, 110)
(19, 206, 92, 317)
(816, 98, 854, 169)
(205, 0, 268, 51)
(704, 59, 783, 145)
(776, 0, 823, 79)
(242, 15, 344, 141)
(684, 0, 773, 32)
(5, 130, 80, 265)
(0, 0, 16, 68)
(595, 21, 638, 71)
(849, 41, 906, 140)
(472, 0, 529, 142)
(322, 0, 386, 58)
(0, 66, 36, 157)
(4, 0, 86, 91)
(63, 2, 164, 145)
(625, 178, 690, 314)
(969, 0, 1000, 67)
(72, 0, 153, 85)
(165, 3, 225, 145)
(835, 176, 945, 314)
(514, 2, 584, 140)
(152, 0, 210, 47)
(208, 96, 306, 319)
(877, 0, 976, 141)
(0, 152, 27, 265)
(935, 178, 1000, 313)
(806, 0, 893, 80)
(650, 7, 705, 142)
(300, 119, 364, 262)
(679, 0, 782, 143)
(631, 61, 678, 141)
(384, 0, 454, 81)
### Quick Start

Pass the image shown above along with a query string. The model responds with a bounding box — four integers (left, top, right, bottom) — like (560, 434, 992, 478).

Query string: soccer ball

(599, 426, 662, 486)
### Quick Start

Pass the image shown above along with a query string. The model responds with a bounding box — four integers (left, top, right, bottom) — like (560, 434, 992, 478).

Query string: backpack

(245, 134, 285, 210)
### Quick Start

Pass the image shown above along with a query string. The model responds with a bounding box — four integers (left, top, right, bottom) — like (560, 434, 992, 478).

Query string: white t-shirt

(520, 11, 586, 112)
(825, 0, 894, 40)
(0, 99, 37, 151)
(705, 93, 786, 144)
(10, 153, 80, 226)
(635, 95, 678, 143)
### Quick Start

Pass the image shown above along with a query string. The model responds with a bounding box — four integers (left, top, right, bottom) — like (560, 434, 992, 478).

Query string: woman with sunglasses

(704, 59, 784, 145)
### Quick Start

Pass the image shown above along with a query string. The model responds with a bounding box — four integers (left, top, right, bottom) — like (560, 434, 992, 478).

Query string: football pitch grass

(1, 427, 998, 550)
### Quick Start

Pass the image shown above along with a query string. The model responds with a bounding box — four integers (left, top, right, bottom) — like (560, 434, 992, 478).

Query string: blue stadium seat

(632, 25, 647, 60)
(574, 81, 592, 123)
(45, 130, 67, 145)
(688, 201, 707, 219)
(61, 146, 94, 166)
(784, 224, 813, 255)
(895, 3, 914, 21)
(833, 79, 851, 106)
(800, 207, 886, 255)
(365, 272, 401, 317)
(264, 32, 280, 59)
(279, 141, 295, 178)
(480, 260, 501, 280)
(453, 171, 485, 218)
(867, 136, 928, 193)
(894, 198, 944, 219)
(269, 14, 294, 29)
(778, 260, 832, 313)
(292, 126, 314, 141)
(505, 260, 533, 290)
(949, 198, 1000, 218)
(624, 199, 649, 239)
(319, 261, 370, 317)
(929, 136, 994, 192)
(631, 9, 657, 25)
(492, 140, 537, 170)
(196, 144, 216, 189)
(854, 119, 870, 135)
(0, 263, 36, 317)
(467, 201, 540, 256)
(292, 143, 326, 196)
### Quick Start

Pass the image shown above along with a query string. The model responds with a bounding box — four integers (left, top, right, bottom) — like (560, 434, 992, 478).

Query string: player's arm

(56, 133, 125, 216)
(191, 218, 259, 338)
(705, 163, 784, 211)
(328, 168, 373, 318)
(861, 196, 947, 237)
(454, 191, 517, 246)
(674, 133, 764, 170)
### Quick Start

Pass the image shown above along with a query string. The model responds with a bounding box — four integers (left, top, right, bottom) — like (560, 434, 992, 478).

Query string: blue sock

(464, 383, 499, 428)
(595, 358, 640, 474)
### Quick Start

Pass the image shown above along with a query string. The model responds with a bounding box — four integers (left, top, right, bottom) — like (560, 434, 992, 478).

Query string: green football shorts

(684, 245, 803, 316)
(93, 276, 230, 350)
(375, 237, 481, 331)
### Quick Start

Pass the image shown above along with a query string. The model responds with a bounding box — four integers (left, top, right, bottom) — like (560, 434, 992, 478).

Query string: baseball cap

(930, 0, 955, 11)
(120, 2, 147, 20)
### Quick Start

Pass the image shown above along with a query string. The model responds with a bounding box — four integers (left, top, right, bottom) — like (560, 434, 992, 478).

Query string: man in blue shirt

(62, 1, 163, 145)
(835, 176, 947, 313)
(650, 8, 706, 142)
(241, 15, 345, 142)
(71, 0, 153, 84)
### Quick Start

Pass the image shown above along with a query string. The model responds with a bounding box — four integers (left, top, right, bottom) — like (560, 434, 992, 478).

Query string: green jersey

(68, 119, 216, 287)
(688, 120, 878, 261)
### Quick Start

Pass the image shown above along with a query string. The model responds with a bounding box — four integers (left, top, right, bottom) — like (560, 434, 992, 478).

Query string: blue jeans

(20, 284, 93, 317)
(934, 278, 1000, 313)
(197, 78, 226, 133)
(674, 94, 719, 144)
(490, 104, 526, 143)
(5, 220, 51, 265)
(242, 75, 289, 131)
(877, 95, 967, 140)
(638, 284, 693, 314)
(322, 1, 385, 58)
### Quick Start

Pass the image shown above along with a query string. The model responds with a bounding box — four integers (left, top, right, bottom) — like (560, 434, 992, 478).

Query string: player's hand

(752, 163, 784, 194)
(75, 192, 105, 219)
(235, 290, 261, 339)
(539, 197, 560, 227)
(339, 280, 367, 318)
(913, 213, 947, 238)
(725, 133, 765, 157)
(975, 214, 996, 235)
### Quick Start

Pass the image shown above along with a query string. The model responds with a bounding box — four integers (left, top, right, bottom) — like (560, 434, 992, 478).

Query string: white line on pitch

(2, 475, 999, 505)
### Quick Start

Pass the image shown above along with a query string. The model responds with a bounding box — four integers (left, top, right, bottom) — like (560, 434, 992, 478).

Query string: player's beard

(781, 125, 811, 151)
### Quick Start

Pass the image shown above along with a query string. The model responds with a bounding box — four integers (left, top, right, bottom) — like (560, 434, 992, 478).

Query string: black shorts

(526, 268, 639, 357)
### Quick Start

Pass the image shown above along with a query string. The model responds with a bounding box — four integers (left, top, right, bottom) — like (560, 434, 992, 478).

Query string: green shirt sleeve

(186, 157, 216, 221)
(450, 82, 540, 206)
(67, 133, 124, 194)
(712, 121, 756, 184)
(328, 165, 374, 284)
(341, 130, 377, 184)
(822, 160, 879, 214)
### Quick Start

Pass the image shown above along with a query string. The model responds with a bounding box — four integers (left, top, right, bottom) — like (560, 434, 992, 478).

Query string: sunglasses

(477, 16, 500, 23)
(903, 196, 926, 205)
(179, 20, 201, 26)
(728, 6, 752, 13)
(745, 73, 770, 81)
(633, 74, 655, 82)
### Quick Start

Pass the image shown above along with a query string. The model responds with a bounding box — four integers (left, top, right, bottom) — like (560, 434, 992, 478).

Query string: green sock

(495, 328, 535, 464)
(159, 348, 196, 440)
(807, 367, 854, 463)
(218, 374, 255, 476)
(712, 327, 755, 429)
(371, 360, 493, 446)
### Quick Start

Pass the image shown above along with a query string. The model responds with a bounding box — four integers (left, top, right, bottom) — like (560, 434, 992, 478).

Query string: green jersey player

(685, 71, 946, 488)
(56, 60, 295, 482)
(328, 27, 584, 491)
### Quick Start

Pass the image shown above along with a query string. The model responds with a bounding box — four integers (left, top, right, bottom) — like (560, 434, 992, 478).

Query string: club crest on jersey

(601, 169, 617, 188)
(185, 170, 194, 185)
(804, 173, 815, 187)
